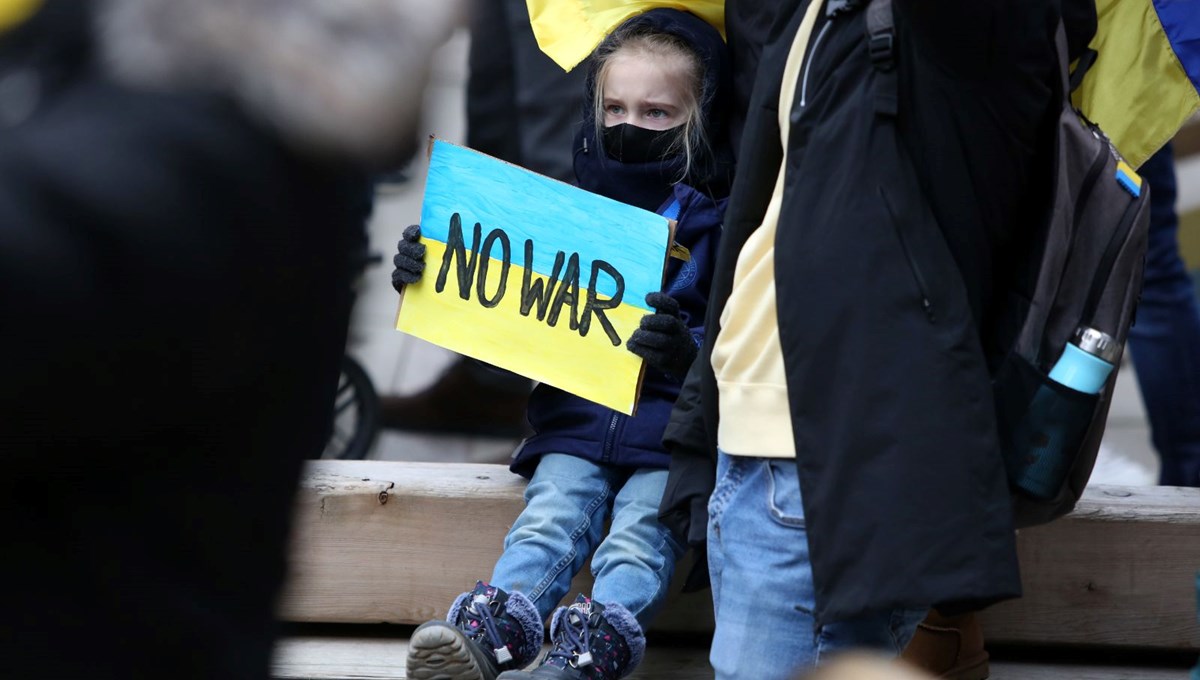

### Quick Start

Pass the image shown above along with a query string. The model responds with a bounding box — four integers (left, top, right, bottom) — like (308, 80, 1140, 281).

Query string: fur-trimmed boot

(407, 581, 543, 680)
(497, 595, 645, 680)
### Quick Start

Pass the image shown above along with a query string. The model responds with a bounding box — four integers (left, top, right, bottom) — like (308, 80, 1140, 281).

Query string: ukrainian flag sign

(396, 139, 672, 415)
(1077, 0, 1200, 169)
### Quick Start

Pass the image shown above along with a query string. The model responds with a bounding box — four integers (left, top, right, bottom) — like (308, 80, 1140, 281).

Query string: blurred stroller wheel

(321, 355, 380, 460)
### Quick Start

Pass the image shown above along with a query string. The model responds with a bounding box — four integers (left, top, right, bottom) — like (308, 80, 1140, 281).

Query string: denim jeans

(1126, 143, 1200, 487)
(490, 453, 685, 627)
(707, 452, 926, 679)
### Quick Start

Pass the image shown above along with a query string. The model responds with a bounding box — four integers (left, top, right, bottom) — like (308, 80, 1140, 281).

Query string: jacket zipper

(601, 411, 621, 463)
(799, 20, 834, 108)
(879, 187, 936, 322)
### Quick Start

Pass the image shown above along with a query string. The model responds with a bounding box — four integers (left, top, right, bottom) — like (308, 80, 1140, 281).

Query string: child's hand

(626, 292, 698, 380)
(391, 224, 426, 292)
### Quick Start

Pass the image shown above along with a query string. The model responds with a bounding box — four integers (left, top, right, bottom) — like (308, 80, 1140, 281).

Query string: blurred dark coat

(0, 1, 448, 677)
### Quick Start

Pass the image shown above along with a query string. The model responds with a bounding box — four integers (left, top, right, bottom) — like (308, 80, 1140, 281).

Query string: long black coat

(660, 0, 1088, 626)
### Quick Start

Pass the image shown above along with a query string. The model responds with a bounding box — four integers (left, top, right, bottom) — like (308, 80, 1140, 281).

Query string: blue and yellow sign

(396, 139, 672, 415)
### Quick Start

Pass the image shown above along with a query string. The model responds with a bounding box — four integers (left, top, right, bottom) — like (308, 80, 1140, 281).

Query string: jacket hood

(95, 0, 461, 162)
(574, 8, 733, 210)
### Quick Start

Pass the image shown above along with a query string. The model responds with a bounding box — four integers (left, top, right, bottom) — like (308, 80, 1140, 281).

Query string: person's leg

(1126, 142, 1200, 487)
(500, 466, 678, 680)
(590, 467, 687, 628)
(815, 608, 928, 664)
(491, 453, 622, 620)
(378, 357, 532, 438)
(706, 453, 816, 678)
(706, 452, 924, 679)
(408, 454, 620, 680)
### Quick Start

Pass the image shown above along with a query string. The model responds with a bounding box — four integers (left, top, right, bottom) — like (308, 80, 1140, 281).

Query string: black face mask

(601, 123, 683, 164)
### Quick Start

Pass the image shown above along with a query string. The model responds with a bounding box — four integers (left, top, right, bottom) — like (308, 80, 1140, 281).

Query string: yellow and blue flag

(525, 0, 724, 72)
(1075, 0, 1200, 169)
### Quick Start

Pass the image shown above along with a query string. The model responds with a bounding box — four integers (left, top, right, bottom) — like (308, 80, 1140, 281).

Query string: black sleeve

(659, 360, 716, 547)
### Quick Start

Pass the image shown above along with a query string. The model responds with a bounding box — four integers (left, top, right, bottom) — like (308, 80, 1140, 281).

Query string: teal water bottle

(1012, 327, 1119, 499)
(1047, 327, 1119, 394)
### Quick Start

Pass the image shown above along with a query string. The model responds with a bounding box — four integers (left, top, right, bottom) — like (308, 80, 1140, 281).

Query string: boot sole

(407, 621, 495, 680)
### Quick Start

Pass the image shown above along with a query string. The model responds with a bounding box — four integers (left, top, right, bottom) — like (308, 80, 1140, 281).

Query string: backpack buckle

(869, 32, 895, 69)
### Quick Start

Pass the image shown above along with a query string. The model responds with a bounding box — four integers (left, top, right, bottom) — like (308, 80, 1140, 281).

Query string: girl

(393, 9, 732, 680)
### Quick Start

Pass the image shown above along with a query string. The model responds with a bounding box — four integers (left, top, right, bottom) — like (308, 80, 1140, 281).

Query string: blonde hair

(591, 26, 709, 180)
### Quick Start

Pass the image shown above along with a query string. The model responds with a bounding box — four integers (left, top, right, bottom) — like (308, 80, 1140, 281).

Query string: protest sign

(396, 139, 672, 415)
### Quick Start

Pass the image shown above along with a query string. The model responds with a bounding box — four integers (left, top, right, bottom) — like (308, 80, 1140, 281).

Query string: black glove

(391, 224, 426, 292)
(626, 292, 698, 380)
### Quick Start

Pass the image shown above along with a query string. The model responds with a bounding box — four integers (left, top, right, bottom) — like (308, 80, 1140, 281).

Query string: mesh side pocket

(994, 354, 1100, 500)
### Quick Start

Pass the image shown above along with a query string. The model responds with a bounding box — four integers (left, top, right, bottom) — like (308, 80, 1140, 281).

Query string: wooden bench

(278, 461, 1200, 651)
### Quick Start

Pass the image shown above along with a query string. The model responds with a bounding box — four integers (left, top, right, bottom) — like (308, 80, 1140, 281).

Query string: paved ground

(346, 30, 1194, 488)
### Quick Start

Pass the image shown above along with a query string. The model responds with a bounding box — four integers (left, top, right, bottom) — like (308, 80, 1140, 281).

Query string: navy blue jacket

(512, 182, 725, 476)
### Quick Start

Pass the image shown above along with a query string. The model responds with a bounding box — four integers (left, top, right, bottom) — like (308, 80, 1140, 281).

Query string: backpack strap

(865, 0, 897, 117)
(1069, 48, 1098, 93)
(1053, 21, 1099, 100)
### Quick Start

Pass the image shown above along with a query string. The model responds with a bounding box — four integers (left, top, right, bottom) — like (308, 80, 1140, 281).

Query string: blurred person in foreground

(795, 655, 935, 680)
(0, 0, 457, 677)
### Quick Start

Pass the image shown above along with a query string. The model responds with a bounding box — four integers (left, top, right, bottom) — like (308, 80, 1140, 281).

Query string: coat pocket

(878, 186, 935, 322)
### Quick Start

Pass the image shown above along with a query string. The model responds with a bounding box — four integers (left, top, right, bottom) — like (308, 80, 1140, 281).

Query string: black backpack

(866, 0, 1151, 528)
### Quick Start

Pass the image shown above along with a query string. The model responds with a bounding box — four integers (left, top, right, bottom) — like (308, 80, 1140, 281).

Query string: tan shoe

(900, 611, 989, 680)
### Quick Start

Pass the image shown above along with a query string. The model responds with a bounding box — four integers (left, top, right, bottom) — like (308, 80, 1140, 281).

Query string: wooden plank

(274, 637, 403, 680)
(271, 636, 1191, 680)
(280, 461, 528, 626)
(278, 461, 1200, 650)
(980, 485, 1200, 649)
(279, 461, 713, 630)
(988, 662, 1187, 680)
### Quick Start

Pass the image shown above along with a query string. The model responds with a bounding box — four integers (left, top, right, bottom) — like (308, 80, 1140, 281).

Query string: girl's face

(601, 51, 690, 131)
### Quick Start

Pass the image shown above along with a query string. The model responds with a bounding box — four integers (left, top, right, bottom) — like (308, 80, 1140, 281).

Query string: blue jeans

(707, 452, 926, 679)
(490, 453, 685, 627)
(1126, 143, 1200, 487)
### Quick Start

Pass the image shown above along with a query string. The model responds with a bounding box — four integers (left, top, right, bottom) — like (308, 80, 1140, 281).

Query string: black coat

(660, 0, 1087, 626)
